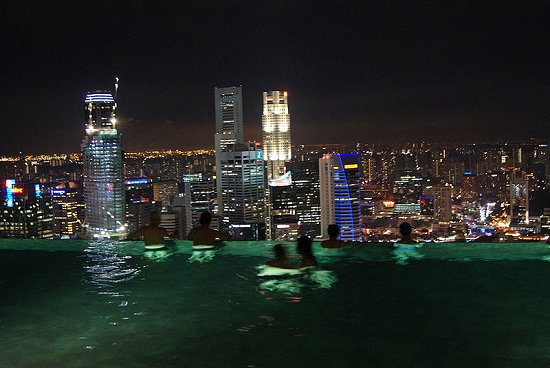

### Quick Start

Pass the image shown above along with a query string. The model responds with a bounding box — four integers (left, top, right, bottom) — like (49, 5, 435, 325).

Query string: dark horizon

(1, 1, 548, 155)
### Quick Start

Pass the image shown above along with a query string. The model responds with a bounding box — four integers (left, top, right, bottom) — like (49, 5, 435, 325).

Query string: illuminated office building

(81, 90, 126, 238)
(181, 173, 217, 236)
(153, 180, 179, 211)
(262, 91, 291, 180)
(509, 170, 529, 225)
(218, 142, 265, 232)
(214, 87, 244, 215)
(51, 182, 84, 238)
(215, 86, 244, 144)
(125, 177, 154, 234)
(432, 185, 453, 222)
(286, 161, 322, 238)
(269, 171, 299, 241)
(319, 154, 361, 241)
(262, 91, 292, 239)
(0, 181, 54, 239)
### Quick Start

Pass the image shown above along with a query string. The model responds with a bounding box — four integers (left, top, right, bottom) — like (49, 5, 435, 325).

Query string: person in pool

(127, 211, 172, 251)
(321, 224, 347, 248)
(265, 244, 295, 269)
(297, 236, 318, 267)
(187, 211, 231, 246)
(396, 222, 417, 244)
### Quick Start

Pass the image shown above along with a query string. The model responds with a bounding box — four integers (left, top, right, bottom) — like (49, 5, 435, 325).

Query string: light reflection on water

(81, 240, 141, 296)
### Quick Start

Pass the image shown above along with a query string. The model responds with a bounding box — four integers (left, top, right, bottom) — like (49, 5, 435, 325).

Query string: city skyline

(1, 1, 548, 155)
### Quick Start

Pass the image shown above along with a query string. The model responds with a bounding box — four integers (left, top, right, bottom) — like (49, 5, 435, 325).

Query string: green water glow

(1, 240, 550, 367)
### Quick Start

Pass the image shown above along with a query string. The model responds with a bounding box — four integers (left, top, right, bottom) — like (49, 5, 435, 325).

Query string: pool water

(1, 240, 550, 367)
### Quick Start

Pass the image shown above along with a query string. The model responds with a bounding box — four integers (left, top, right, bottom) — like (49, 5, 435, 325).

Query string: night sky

(1, 1, 548, 154)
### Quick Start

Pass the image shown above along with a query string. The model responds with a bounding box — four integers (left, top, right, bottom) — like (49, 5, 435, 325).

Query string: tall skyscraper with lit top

(262, 91, 291, 180)
(81, 90, 126, 238)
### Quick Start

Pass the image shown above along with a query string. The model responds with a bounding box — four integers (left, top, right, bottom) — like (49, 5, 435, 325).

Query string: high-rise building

(269, 171, 299, 240)
(214, 86, 244, 144)
(153, 180, 179, 211)
(51, 182, 84, 238)
(214, 86, 244, 215)
(319, 154, 361, 241)
(262, 91, 291, 180)
(125, 177, 155, 234)
(433, 185, 453, 222)
(286, 161, 321, 238)
(0, 181, 54, 239)
(262, 91, 292, 239)
(509, 170, 529, 225)
(81, 90, 126, 238)
(181, 173, 217, 236)
(218, 142, 265, 231)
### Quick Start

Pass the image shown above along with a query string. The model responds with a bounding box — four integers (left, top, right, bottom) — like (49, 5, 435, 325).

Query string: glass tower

(218, 142, 265, 226)
(81, 91, 126, 238)
(319, 154, 361, 241)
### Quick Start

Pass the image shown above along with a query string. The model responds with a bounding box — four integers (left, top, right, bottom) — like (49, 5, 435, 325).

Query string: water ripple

(81, 240, 141, 294)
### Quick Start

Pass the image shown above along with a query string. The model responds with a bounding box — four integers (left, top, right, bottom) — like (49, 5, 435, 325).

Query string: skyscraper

(287, 160, 322, 238)
(0, 181, 54, 239)
(433, 185, 453, 222)
(218, 142, 265, 229)
(262, 91, 292, 239)
(269, 171, 299, 240)
(51, 182, 84, 238)
(181, 173, 217, 236)
(262, 91, 291, 180)
(214, 86, 244, 144)
(81, 90, 126, 238)
(320, 154, 361, 241)
(214, 86, 244, 216)
(509, 170, 529, 225)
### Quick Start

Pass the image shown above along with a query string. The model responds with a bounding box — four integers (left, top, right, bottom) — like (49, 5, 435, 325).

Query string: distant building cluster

(1, 85, 549, 242)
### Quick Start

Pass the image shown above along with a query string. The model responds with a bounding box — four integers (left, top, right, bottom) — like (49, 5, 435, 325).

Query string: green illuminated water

(1, 240, 550, 367)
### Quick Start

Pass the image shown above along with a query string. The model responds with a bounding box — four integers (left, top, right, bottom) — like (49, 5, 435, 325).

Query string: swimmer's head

(327, 224, 340, 238)
(399, 222, 412, 236)
(150, 211, 161, 226)
(273, 244, 287, 259)
(199, 211, 212, 225)
(297, 236, 313, 257)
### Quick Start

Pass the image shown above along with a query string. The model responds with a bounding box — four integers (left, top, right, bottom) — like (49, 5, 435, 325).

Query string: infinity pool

(1, 240, 550, 367)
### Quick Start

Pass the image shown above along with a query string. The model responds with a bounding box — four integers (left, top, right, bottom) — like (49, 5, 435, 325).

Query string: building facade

(287, 161, 322, 238)
(81, 91, 126, 238)
(319, 154, 361, 241)
(432, 185, 453, 222)
(214, 86, 244, 216)
(262, 91, 291, 180)
(0, 181, 54, 239)
(51, 182, 84, 238)
(218, 142, 265, 229)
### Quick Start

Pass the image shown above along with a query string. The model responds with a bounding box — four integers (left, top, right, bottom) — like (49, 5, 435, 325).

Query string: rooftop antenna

(113, 77, 119, 116)
(114, 77, 119, 100)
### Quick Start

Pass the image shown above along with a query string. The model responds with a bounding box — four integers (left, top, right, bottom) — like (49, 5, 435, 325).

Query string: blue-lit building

(319, 154, 362, 241)
(125, 177, 155, 234)
(0, 180, 54, 238)
(81, 91, 126, 238)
